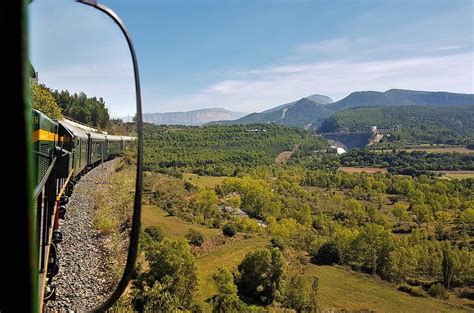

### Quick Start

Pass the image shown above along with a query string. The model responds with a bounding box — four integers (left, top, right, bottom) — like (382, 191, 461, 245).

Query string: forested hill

(143, 123, 328, 176)
(319, 105, 474, 132)
(319, 105, 474, 145)
(329, 89, 474, 112)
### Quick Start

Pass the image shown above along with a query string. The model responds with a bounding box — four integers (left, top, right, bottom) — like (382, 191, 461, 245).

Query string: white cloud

(438, 45, 466, 50)
(151, 52, 473, 113)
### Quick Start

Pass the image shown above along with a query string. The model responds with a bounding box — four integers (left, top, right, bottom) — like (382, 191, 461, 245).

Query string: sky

(30, 0, 473, 116)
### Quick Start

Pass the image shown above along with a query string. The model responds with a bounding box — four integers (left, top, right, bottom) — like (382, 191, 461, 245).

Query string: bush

(223, 224, 238, 237)
(185, 229, 204, 247)
(397, 284, 427, 297)
(144, 226, 165, 243)
(409, 286, 427, 298)
(270, 237, 285, 251)
(312, 242, 341, 265)
(429, 283, 448, 300)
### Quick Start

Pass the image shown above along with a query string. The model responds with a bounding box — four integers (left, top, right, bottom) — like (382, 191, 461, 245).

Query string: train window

(29, 1, 142, 311)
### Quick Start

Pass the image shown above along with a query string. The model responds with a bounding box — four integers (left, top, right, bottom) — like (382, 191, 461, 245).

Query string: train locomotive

(32, 109, 135, 307)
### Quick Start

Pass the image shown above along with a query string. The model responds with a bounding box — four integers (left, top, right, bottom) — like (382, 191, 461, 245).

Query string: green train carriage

(58, 120, 89, 176)
(32, 109, 58, 185)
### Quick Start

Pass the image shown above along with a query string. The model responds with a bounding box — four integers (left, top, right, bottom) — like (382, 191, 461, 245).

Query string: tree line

(31, 80, 110, 129)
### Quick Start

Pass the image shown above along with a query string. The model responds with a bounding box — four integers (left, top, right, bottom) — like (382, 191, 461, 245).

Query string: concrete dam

(319, 132, 372, 150)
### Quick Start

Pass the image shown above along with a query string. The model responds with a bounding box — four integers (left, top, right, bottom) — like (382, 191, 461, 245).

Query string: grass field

(340, 166, 388, 174)
(401, 147, 473, 154)
(434, 171, 474, 180)
(195, 236, 269, 310)
(141, 204, 469, 312)
(182, 173, 229, 189)
(141, 204, 219, 238)
(305, 265, 466, 312)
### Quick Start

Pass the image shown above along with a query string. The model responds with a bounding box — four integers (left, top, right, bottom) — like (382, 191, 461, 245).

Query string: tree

(209, 268, 246, 313)
(307, 276, 319, 313)
(332, 225, 359, 264)
(380, 241, 418, 283)
(461, 208, 474, 231)
(236, 248, 285, 305)
(441, 242, 459, 289)
(434, 211, 453, 240)
(144, 239, 197, 308)
(392, 202, 409, 224)
(456, 249, 474, 284)
(194, 188, 219, 218)
(282, 274, 305, 312)
(352, 223, 393, 274)
(412, 204, 432, 229)
(312, 242, 341, 265)
(185, 229, 204, 247)
(31, 81, 63, 119)
(132, 279, 180, 312)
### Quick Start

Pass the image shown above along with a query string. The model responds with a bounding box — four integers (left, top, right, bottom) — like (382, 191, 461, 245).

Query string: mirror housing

(72, 3, 143, 310)
(29, 1, 143, 311)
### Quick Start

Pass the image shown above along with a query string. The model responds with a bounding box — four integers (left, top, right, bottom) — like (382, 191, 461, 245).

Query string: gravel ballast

(46, 159, 127, 312)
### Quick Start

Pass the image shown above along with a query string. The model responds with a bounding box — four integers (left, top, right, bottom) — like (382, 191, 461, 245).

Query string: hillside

(331, 89, 474, 111)
(142, 206, 466, 313)
(213, 94, 334, 127)
(142, 108, 246, 126)
(143, 123, 327, 175)
(319, 105, 474, 145)
(215, 89, 474, 129)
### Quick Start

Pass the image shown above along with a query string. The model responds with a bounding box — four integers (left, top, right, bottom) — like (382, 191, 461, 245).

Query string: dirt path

(275, 143, 301, 164)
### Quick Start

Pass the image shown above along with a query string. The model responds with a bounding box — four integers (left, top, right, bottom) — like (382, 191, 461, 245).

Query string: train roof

(58, 119, 88, 139)
(63, 118, 99, 133)
(88, 131, 107, 140)
(106, 134, 123, 141)
(121, 135, 137, 141)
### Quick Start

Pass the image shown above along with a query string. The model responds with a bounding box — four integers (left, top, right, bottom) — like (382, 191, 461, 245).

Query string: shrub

(409, 286, 427, 298)
(185, 229, 204, 247)
(144, 226, 165, 243)
(397, 285, 427, 297)
(270, 237, 285, 251)
(429, 283, 448, 300)
(223, 224, 238, 237)
(312, 242, 341, 265)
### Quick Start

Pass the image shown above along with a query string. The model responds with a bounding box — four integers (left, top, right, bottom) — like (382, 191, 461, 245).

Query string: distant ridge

(142, 108, 247, 126)
(211, 89, 474, 129)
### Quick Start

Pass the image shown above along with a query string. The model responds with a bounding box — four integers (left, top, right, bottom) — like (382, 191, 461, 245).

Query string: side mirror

(29, 0, 142, 311)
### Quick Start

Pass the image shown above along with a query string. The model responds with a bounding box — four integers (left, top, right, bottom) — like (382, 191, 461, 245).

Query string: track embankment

(46, 159, 125, 312)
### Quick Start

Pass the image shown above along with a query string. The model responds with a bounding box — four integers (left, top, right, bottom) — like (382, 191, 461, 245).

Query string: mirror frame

(76, 1, 143, 311)
(28, 0, 143, 311)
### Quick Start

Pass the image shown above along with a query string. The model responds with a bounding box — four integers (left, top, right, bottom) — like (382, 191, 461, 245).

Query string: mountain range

(142, 108, 246, 126)
(139, 89, 474, 128)
(211, 89, 474, 129)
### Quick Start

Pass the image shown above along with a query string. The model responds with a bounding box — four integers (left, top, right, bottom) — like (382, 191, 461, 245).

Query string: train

(32, 109, 135, 308)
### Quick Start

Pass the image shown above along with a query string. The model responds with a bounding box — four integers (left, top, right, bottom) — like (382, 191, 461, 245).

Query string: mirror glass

(29, 1, 137, 311)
